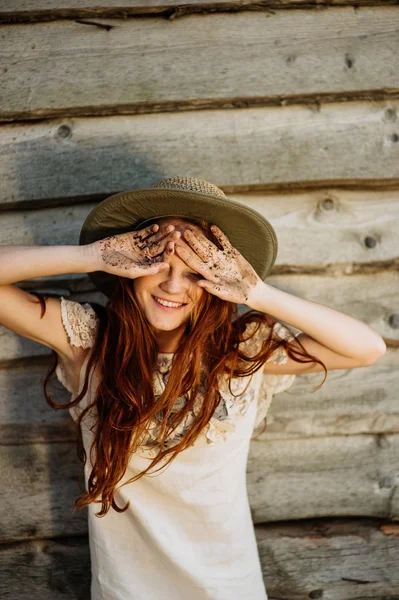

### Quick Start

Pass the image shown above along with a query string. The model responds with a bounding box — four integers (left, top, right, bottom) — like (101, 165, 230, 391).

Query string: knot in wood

(57, 124, 72, 139)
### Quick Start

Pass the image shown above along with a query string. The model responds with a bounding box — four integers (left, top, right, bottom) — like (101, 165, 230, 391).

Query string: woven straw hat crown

(151, 176, 227, 199)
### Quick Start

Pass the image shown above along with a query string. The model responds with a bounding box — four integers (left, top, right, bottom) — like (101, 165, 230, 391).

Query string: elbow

(361, 336, 387, 366)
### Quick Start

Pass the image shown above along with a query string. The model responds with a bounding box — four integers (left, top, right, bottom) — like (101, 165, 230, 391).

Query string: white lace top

(55, 296, 296, 600)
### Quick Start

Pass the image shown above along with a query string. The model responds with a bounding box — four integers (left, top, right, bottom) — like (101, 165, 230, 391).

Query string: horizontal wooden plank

(1, 434, 399, 540)
(239, 188, 399, 268)
(247, 433, 399, 523)
(0, 441, 87, 541)
(264, 347, 399, 439)
(1, 9, 398, 121)
(1, 270, 396, 363)
(257, 518, 399, 599)
(0, 537, 91, 600)
(2, 187, 399, 267)
(0, 359, 76, 444)
(1, 349, 398, 445)
(1, 101, 399, 206)
(1, 519, 398, 599)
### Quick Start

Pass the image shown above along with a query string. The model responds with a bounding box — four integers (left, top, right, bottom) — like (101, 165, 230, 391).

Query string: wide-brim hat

(79, 176, 278, 299)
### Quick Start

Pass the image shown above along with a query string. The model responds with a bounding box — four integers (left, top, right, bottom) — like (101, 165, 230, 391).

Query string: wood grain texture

(2, 188, 399, 266)
(0, 441, 87, 541)
(1, 9, 398, 120)
(0, 537, 91, 600)
(0, 359, 75, 444)
(1, 350, 398, 445)
(247, 433, 399, 523)
(1, 102, 398, 207)
(1, 433, 399, 540)
(256, 518, 399, 599)
(264, 348, 399, 438)
(1, 519, 398, 599)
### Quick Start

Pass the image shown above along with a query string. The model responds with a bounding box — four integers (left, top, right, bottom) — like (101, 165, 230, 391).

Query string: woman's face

(133, 218, 206, 332)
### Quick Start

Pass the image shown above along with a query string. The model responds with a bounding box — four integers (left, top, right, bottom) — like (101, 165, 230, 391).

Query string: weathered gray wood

(265, 348, 399, 438)
(247, 433, 399, 523)
(240, 188, 399, 268)
(1, 270, 396, 362)
(1, 9, 398, 121)
(1, 101, 399, 206)
(1, 434, 399, 540)
(1, 349, 398, 445)
(3, 187, 399, 267)
(256, 519, 399, 599)
(0, 359, 75, 444)
(0, 537, 91, 600)
(0, 441, 87, 541)
(1, 520, 398, 599)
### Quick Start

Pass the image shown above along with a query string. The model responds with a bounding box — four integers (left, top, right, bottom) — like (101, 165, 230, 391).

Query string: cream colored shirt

(56, 297, 296, 600)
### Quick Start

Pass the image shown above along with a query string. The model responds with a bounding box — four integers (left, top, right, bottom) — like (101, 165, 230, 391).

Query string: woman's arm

(247, 280, 386, 374)
(0, 244, 98, 286)
(0, 223, 179, 360)
(0, 244, 101, 362)
(175, 225, 386, 375)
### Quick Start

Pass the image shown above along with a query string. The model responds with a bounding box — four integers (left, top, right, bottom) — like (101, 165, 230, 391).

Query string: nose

(159, 269, 186, 296)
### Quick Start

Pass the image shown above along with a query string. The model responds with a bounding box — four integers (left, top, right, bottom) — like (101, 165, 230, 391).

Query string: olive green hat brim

(79, 188, 277, 299)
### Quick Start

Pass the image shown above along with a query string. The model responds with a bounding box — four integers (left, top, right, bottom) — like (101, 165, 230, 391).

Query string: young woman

(0, 176, 386, 599)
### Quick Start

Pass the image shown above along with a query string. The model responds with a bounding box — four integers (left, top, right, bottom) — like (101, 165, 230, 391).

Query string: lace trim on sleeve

(60, 296, 99, 349)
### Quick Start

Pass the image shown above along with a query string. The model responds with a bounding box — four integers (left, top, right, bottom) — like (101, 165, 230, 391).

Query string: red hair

(33, 221, 326, 517)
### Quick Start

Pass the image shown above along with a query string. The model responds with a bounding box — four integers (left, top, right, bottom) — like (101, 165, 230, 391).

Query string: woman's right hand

(93, 223, 180, 279)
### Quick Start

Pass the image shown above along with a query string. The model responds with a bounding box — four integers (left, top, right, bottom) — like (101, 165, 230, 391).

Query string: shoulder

(59, 296, 100, 350)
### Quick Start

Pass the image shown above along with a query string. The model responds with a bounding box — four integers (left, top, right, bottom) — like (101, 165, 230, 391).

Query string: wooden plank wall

(1, 1, 399, 598)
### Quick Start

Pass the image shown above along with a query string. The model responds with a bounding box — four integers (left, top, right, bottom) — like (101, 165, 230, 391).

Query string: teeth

(154, 296, 184, 308)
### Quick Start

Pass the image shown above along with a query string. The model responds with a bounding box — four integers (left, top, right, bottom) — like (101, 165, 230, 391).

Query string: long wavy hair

(33, 219, 326, 517)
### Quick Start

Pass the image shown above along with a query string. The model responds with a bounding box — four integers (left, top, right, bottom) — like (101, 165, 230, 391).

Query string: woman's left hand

(175, 225, 261, 305)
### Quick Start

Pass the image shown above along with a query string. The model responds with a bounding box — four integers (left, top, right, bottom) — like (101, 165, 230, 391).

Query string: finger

(210, 224, 233, 251)
(136, 224, 176, 251)
(152, 241, 175, 265)
(146, 231, 180, 257)
(197, 279, 229, 298)
(133, 223, 160, 242)
(182, 229, 214, 262)
(174, 245, 208, 275)
(145, 223, 176, 245)
(164, 240, 175, 259)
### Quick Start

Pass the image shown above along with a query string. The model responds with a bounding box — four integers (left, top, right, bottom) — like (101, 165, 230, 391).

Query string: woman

(0, 176, 386, 599)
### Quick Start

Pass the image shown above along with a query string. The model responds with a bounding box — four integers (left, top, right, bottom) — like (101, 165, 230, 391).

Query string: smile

(152, 296, 186, 309)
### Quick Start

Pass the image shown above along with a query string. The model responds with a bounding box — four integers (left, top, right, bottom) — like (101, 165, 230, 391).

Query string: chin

(143, 307, 190, 332)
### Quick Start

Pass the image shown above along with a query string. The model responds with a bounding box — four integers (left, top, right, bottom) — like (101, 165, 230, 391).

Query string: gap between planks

(2, 179, 399, 213)
(1, 89, 399, 124)
(2, 0, 399, 25)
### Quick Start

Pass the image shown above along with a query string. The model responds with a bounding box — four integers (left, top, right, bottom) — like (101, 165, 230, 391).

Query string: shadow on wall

(9, 118, 173, 206)
(1, 130, 168, 597)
